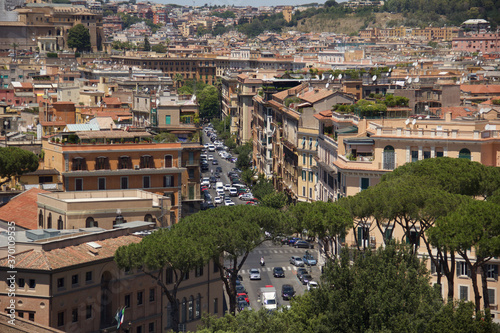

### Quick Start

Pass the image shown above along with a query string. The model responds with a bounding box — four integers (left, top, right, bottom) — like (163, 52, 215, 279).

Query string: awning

(336, 126, 358, 134)
(343, 138, 374, 146)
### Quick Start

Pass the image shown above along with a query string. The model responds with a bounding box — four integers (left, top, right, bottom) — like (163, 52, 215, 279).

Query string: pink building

(452, 32, 500, 53)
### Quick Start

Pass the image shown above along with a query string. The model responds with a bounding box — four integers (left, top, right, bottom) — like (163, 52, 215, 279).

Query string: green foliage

(151, 43, 166, 53)
(384, 94, 409, 107)
(234, 141, 253, 170)
(224, 135, 237, 150)
(212, 10, 236, 19)
(251, 174, 275, 200)
(118, 13, 162, 33)
(0, 147, 39, 181)
(241, 168, 256, 186)
(46, 52, 58, 58)
(260, 192, 288, 209)
(177, 79, 206, 95)
(284, 96, 301, 108)
(492, 99, 500, 105)
(67, 24, 91, 52)
(198, 85, 219, 120)
(154, 132, 177, 143)
(428, 41, 439, 48)
(143, 37, 151, 51)
(111, 41, 135, 50)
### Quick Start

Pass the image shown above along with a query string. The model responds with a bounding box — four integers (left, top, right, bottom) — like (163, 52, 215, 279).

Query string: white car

(225, 199, 235, 206)
(229, 187, 238, 197)
(239, 193, 254, 201)
(201, 177, 210, 187)
(216, 188, 225, 197)
(214, 197, 223, 205)
(224, 184, 231, 191)
(290, 256, 304, 267)
(249, 269, 261, 280)
(208, 145, 216, 152)
(207, 155, 214, 161)
(307, 281, 319, 291)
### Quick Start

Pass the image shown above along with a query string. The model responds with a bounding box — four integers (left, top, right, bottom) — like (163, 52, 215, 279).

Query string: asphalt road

(235, 241, 323, 311)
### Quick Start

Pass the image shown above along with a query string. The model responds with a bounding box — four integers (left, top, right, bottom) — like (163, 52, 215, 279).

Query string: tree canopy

(67, 24, 91, 52)
(198, 85, 219, 120)
(0, 147, 39, 184)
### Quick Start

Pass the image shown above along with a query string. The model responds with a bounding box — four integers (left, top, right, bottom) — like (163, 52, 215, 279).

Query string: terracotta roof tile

(461, 84, 500, 95)
(0, 235, 142, 270)
(0, 188, 50, 230)
(299, 88, 333, 104)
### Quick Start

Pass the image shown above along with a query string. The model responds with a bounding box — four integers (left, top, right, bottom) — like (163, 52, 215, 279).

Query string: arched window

(164, 155, 173, 168)
(144, 214, 153, 222)
(47, 213, 52, 229)
(57, 216, 63, 230)
(188, 296, 194, 321)
(459, 148, 471, 160)
(86, 217, 95, 228)
(383, 145, 395, 170)
(195, 294, 201, 319)
(39, 210, 43, 228)
(181, 297, 187, 323)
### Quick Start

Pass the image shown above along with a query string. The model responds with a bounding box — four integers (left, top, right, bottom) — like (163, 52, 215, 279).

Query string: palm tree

(173, 73, 183, 89)
(165, 38, 171, 58)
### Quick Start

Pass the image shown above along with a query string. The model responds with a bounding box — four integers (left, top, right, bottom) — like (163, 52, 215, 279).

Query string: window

(486, 264, 498, 280)
(459, 148, 471, 160)
(188, 296, 194, 321)
(86, 305, 92, 319)
(143, 176, 151, 189)
(165, 115, 171, 125)
(181, 298, 187, 323)
(188, 169, 195, 179)
(196, 294, 201, 318)
(384, 226, 393, 241)
(18, 278, 25, 288)
(121, 177, 129, 189)
(137, 291, 143, 305)
(137, 326, 142, 333)
(95, 157, 109, 170)
(29, 313, 34, 321)
(302, 186, 306, 196)
(98, 177, 106, 190)
(85, 271, 92, 282)
(457, 261, 470, 277)
(423, 151, 431, 159)
(85, 217, 95, 228)
(213, 261, 219, 273)
(411, 150, 418, 162)
(436, 151, 444, 157)
(72, 308, 78, 323)
(57, 311, 64, 326)
(75, 178, 83, 191)
(361, 178, 370, 190)
(459, 285, 468, 301)
(39, 211, 43, 227)
(140, 155, 154, 168)
(357, 226, 370, 248)
(309, 154, 313, 165)
(489, 289, 496, 305)
(195, 265, 203, 277)
(214, 298, 218, 314)
(57, 216, 63, 230)
(406, 230, 420, 246)
(119, 156, 132, 169)
(149, 322, 155, 332)
(302, 153, 306, 164)
(383, 146, 395, 169)
(308, 171, 313, 182)
(149, 288, 155, 302)
(185, 271, 189, 280)
(166, 268, 173, 284)
(28, 279, 36, 289)
(163, 175, 174, 187)
(309, 187, 312, 198)
(72, 157, 86, 171)
(164, 155, 173, 168)
(57, 278, 65, 289)
(125, 294, 131, 308)
(71, 274, 78, 285)
(302, 171, 306, 181)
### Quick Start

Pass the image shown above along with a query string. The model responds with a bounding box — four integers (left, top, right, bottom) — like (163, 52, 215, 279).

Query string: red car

(237, 293, 250, 304)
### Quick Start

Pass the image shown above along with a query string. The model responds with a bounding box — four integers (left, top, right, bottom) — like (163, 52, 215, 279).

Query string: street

(232, 240, 323, 311)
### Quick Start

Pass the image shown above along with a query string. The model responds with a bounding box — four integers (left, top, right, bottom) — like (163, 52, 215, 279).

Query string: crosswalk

(240, 266, 298, 274)
(252, 249, 307, 255)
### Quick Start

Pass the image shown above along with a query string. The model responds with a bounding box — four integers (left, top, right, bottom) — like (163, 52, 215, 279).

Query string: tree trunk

(481, 263, 490, 310)
(170, 298, 180, 332)
(468, 262, 482, 313)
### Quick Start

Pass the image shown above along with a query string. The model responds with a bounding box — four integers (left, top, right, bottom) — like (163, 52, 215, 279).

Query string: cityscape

(0, 0, 500, 332)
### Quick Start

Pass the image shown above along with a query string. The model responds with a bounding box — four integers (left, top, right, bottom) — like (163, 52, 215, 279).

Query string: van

(208, 144, 215, 152)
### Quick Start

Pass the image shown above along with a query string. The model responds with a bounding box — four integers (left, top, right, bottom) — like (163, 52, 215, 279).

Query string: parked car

(288, 237, 302, 246)
(290, 256, 304, 267)
(296, 268, 307, 281)
(301, 274, 312, 285)
(224, 184, 232, 191)
(239, 193, 254, 201)
(214, 197, 223, 205)
(294, 240, 312, 249)
(281, 284, 295, 300)
(238, 300, 251, 311)
(235, 284, 247, 294)
(212, 159, 218, 165)
(303, 251, 317, 265)
(229, 187, 238, 197)
(249, 269, 261, 280)
(273, 267, 285, 278)
(201, 177, 210, 187)
(216, 166, 223, 173)
(307, 281, 319, 291)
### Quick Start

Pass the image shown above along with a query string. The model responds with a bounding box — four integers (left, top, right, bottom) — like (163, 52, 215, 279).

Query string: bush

(47, 52, 58, 58)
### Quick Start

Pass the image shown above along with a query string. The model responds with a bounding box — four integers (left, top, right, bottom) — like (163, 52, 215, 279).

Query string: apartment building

(452, 31, 500, 53)
(42, 130, 203, 224)
(0, 226, 223, 332)
(236, 73, 262, 145)
(221, 73, 239, 136)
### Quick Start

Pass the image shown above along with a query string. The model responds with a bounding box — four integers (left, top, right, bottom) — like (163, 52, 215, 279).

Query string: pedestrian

(211, 169, 214, 175)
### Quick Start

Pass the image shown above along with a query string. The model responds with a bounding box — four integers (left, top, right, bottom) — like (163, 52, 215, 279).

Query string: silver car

(290, 256, 305, 267)
(249, 269, 261, 280)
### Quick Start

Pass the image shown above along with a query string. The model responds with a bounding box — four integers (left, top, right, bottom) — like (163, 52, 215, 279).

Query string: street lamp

(4, 120, 8, 147)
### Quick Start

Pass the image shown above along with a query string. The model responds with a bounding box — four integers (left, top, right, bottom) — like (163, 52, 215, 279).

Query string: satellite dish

(338, 74, 342, 80)
(405, 76, 409, 80)
(405, 118, 410, 125)
(485, 124, 491, 130)
(389, 68, 392, 73)
(415, 77, 420, 83)
(372, 75, 377, 82)
(412, 118, 416, 125)
(408, 77, 412, 84)
(325, 83, 329, 88)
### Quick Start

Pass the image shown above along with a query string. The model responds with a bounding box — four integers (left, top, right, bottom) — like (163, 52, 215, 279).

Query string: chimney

(445, 112, 452, 122)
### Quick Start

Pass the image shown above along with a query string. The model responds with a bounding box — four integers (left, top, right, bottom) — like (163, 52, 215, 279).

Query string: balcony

(181, 159, 200, 167)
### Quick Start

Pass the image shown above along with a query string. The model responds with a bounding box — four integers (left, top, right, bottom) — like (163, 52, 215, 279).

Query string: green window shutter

(165, 115, 171, 125)
(357, 227, 362, 247)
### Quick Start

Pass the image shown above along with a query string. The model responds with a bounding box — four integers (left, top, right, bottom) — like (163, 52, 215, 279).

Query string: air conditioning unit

(134, 165, 140, 170)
